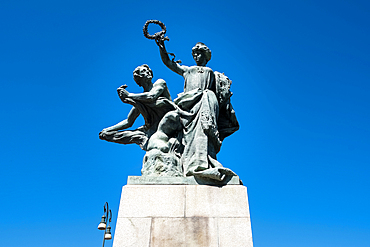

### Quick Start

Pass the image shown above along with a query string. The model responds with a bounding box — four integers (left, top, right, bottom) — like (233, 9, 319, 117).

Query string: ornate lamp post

(97, 202, 112, 247)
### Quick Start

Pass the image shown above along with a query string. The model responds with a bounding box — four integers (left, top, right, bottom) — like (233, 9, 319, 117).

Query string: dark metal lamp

(98, 202, 112, 247)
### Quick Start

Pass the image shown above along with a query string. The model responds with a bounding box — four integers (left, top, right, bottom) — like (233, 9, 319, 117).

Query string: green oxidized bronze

(100, 20, 239, 184)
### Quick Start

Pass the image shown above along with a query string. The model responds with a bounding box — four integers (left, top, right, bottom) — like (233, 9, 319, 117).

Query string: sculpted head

(133, 64, 153, 87)
(192, 42, 211, 66)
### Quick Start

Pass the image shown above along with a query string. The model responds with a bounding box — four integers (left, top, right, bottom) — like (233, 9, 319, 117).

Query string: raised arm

(156, 39, 187, 76)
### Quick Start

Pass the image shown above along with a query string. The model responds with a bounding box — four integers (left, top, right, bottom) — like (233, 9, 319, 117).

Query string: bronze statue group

(100, 21, 239, 181)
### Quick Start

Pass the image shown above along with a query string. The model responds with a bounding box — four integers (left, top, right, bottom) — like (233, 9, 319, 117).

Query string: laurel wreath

(143, 20, 167, 40)
(143, 20, 180, 63)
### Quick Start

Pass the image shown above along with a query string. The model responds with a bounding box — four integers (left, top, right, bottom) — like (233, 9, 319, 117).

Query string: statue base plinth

(127, 175, 242, 186)
(112, 183, 253, 247)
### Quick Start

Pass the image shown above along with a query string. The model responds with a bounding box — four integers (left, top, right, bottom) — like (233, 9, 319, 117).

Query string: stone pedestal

(112, 180, 253, 247)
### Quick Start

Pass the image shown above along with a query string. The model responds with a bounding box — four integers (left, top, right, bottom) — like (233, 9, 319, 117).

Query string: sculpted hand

(155, 37, 165, 50)
(99, 127, 116, 139)
(117, 85, 129, 101)
(99, 128, 109, 139)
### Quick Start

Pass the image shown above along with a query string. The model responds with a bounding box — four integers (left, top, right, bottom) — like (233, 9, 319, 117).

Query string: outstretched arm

(101, 107, 140, 132)
(156, 39, 187, 76)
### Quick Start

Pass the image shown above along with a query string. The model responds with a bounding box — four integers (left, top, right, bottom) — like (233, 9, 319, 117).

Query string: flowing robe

(174, 66, 223, 176)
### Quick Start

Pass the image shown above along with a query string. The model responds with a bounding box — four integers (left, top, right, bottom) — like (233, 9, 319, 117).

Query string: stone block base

(127, 175, 242, 185)
(113, 184, 253, 247)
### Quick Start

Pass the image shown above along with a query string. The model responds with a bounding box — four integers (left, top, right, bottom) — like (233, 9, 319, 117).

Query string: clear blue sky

(1, 0, 369, 246)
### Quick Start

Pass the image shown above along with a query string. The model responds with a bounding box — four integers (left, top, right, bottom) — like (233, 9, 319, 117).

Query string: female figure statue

(156, 40, 236, 181)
